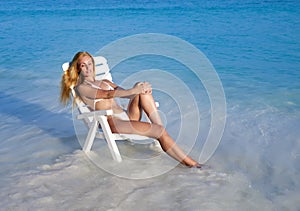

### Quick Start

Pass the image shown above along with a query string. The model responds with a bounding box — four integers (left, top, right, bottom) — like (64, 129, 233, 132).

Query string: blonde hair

(60, 51, 95, 105)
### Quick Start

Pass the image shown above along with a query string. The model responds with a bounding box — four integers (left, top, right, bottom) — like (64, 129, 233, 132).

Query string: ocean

(0, 0, 299, 210)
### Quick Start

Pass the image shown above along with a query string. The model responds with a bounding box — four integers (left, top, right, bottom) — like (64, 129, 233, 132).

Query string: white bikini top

(78, 80, 115, 108)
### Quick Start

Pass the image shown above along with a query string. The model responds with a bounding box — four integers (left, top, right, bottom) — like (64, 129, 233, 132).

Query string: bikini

(83, 80, 129, 121)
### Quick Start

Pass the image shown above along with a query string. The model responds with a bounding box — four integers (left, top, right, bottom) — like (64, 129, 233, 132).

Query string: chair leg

(83, 120, 98, 152)
(98, 116, 122, 162)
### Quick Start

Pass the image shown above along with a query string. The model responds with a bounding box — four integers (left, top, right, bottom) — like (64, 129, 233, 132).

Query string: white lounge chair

(62, 56, 161, 162)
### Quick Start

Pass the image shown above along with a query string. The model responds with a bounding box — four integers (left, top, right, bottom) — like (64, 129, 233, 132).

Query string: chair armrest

(77, 109, 113, 120)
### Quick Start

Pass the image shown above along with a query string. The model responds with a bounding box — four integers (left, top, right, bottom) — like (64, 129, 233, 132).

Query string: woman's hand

(133, 82, 152, 95)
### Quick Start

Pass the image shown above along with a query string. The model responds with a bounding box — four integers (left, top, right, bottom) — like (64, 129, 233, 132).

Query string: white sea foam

(0, 150, 275, 210)
(0, 91, 299, 210)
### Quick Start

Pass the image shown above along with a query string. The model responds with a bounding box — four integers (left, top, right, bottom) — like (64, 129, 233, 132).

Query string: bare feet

(191, 163, 203, 169)
(181, 158, 203, 169)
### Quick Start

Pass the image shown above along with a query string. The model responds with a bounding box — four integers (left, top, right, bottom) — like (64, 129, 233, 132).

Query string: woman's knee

(153, 124, 167, 139)
(140, 93, 153, 100)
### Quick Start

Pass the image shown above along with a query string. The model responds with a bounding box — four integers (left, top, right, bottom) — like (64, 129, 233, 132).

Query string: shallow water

(0, 0, 300, 210)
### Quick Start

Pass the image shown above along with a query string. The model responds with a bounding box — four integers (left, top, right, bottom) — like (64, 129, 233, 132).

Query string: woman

(60, 51, 202, 168)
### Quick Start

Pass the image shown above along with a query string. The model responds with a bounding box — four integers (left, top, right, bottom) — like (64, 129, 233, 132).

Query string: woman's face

(78, 55, 93, 77)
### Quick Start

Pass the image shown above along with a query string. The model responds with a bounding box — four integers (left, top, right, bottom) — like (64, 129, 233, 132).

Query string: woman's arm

(77, 81, 151, 100)
(102, 79, 121, 90)
(102, 79, 152, 97)
(102, 79, 137, 99)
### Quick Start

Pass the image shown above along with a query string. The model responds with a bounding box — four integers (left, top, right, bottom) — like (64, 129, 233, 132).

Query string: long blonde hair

(60, 51, 95, 105)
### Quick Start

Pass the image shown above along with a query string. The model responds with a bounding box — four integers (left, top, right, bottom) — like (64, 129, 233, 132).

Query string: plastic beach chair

(62, 56, 161, 162)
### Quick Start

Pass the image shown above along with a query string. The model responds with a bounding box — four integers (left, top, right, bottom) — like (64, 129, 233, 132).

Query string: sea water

(0, 0, 299, 210)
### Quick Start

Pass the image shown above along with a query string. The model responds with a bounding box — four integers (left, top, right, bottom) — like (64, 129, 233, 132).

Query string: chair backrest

(61, 56, 112, 126)
(94, 56, 112, 81)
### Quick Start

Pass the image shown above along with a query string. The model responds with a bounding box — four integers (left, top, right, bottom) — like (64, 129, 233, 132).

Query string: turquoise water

(0, 0, 300, 210)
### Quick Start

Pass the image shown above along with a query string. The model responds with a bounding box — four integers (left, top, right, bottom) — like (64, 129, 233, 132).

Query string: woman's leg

(108, 117, 200, 167)
(127, 93, 163, 125)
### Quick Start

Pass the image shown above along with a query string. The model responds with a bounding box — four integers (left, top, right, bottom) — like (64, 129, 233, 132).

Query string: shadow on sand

(0, 91, 80, 149)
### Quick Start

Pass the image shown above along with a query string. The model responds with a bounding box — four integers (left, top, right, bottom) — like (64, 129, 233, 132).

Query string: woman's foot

(191, 163, 203, 169)
(181, 158, 203, 169)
